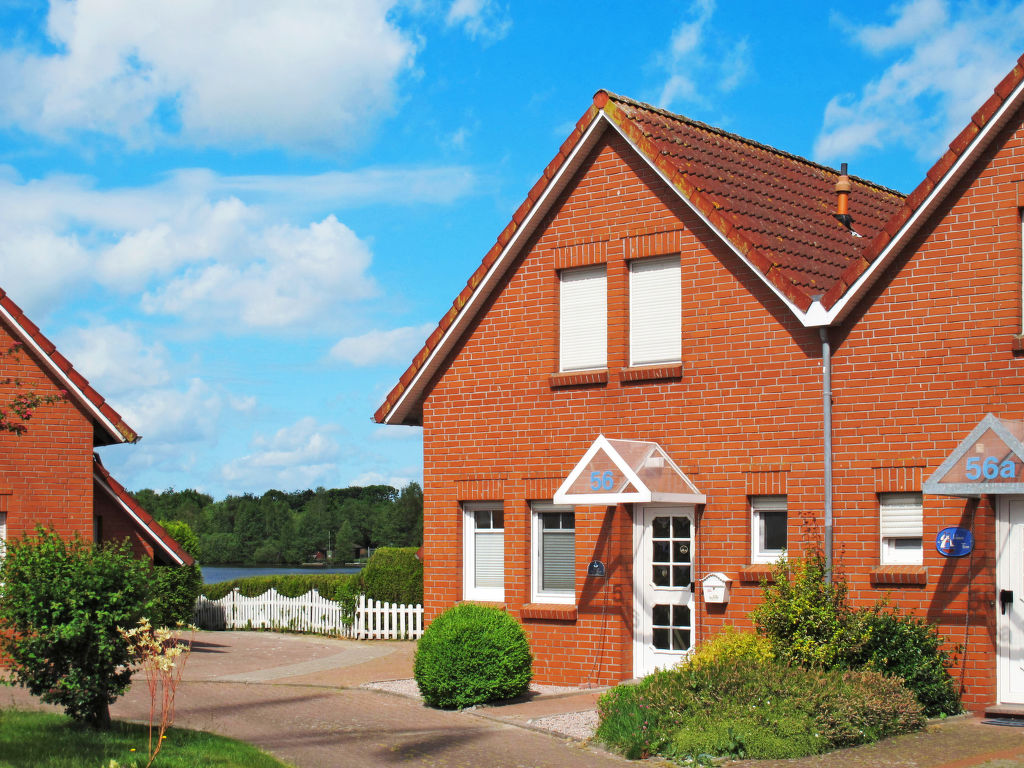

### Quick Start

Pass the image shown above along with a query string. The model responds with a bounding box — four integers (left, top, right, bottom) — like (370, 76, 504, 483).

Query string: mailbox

(702, 572, 732, 604)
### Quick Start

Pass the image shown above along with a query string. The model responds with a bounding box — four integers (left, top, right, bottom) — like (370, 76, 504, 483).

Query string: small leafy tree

(0, 528, 151, 728)
(0, 342, 67, 435)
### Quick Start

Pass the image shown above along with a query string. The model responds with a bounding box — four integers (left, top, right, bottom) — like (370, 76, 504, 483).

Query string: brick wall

(93, 479, 156, 560)
(832, 103, 1024, 709)
(0, 322, 95, 545)
(422, 129, 828, 685)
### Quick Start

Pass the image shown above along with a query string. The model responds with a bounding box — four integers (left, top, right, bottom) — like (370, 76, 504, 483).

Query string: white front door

(633, 505, 694, 677)
(998, 497, 1024, 703)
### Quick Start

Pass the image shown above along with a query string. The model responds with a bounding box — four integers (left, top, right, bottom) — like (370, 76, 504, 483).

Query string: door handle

(1001, 589, 1014, 615)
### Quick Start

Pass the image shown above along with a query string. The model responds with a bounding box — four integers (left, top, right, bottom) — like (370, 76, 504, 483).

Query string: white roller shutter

(560, 266, 607, 371)
(879, 493, 923, 537)
(630, 256, 681, 366)
(474, 531, 504, 589)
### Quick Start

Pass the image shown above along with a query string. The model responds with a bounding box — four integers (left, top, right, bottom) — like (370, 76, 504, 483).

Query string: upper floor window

(531, 503, 575, 604)
(559, 265, 606, 371)
(629, 255, 681, 366)
(463, 502, 504, 601)
(751, 495, 787, 564)
(879, 492, 923, 565)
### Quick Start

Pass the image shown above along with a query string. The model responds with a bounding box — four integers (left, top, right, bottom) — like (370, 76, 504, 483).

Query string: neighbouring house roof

(93, 454, 194, 566)
(0, 288, 138, 445)
(374, 54, 1024, 427)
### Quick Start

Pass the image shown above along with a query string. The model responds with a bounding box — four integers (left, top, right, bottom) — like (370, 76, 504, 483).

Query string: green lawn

(0, 708, 293, 768)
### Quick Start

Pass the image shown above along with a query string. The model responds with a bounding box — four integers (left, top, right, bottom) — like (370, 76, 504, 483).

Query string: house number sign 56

(589, 470, 615, 490)
(964, 456, 1017, 480)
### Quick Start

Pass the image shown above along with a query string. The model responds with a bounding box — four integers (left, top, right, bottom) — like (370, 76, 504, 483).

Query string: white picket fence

(193, 588, 423, 640)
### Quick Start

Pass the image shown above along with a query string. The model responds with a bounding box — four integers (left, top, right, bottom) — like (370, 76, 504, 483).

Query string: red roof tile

(0, 288, 138, 444)
(93, 454, 194, 566)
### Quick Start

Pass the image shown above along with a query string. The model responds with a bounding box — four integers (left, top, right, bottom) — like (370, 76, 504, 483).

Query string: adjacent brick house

(375, 55, 1024, 711)
(0, 288, 192, 566)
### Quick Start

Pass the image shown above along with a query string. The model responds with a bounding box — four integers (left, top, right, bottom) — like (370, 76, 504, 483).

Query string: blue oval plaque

(936, 527, 973, 557)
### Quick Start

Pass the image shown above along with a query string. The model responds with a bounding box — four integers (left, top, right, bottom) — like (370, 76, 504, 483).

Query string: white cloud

(658, 0, 750, 107)
(349, 470, 415, 488)
(329, 323, 435, 366)
(120, 378, 222, 444)
(58, 323, 171, 397)
(222, 417, 341, 489)
(141, 215, 378, 329)
(0, 1, 418, 151)
(445, 0, 512, 42)
(815, 1, 1024, 163)
(0, 165, 473, 327)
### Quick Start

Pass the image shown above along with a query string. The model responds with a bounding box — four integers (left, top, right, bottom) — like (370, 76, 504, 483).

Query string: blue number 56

(590, 470, 614, 491)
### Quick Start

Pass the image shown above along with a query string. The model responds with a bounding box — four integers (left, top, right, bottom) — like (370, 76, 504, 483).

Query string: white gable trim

(94, 472, 187, 565)
(0, 302, 126, 443)
(813, 76, 1024, 328)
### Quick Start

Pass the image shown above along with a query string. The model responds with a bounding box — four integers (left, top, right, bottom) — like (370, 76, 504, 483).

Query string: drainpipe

(820, 326, 834, 583)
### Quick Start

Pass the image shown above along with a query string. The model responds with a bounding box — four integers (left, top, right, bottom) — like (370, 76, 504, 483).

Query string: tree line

(132, 482, 423, 565)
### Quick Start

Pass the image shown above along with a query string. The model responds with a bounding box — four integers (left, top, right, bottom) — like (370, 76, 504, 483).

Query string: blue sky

(0, 0, 1022, 498)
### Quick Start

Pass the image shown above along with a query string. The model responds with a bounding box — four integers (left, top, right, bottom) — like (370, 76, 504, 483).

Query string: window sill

(549, 370, 608, 388)
(870, 566, 927, 586)
(522, 603, 577, 621)
(738, 564, 776, 583)
(621, 363, 683, 383)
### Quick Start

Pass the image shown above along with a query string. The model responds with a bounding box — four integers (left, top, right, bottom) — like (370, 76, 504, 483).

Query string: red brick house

(0, 288, 192, 566)
(375, 55, 1024, 711)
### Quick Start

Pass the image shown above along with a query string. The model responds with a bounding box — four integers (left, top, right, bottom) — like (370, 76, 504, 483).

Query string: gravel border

(361, 677, 585, 701)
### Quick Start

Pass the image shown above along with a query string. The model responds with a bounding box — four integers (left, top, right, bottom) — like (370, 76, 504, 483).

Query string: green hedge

(201, 573, 356, 601)
(358, 547, 422, 605)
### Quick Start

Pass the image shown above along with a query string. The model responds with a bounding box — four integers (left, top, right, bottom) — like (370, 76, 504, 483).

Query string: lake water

(202, 565, 362, 584)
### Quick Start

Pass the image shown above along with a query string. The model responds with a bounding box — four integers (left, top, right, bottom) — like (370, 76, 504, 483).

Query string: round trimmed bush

(414, 603, 533, 709)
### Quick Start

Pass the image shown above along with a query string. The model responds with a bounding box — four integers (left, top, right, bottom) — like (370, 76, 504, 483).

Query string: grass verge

(0, 708, 292, 768)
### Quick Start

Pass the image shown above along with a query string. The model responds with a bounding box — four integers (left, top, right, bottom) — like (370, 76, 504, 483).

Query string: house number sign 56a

(964, 456, 1018, 480)
(589, 470, 615, 490)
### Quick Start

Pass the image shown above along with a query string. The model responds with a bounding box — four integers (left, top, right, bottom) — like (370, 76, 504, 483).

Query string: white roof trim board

(381, 78, 1024, 424)
(0, 301, 127, 443)
(94, 473, 187, 565)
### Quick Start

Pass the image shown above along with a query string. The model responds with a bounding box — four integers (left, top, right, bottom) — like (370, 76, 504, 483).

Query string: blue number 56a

(590, 470, 614, 491)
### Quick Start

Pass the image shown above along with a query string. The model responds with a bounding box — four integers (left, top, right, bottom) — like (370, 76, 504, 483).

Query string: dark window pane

(672, 628, 691, 651)
(672, 566, 691, 587)
(672, 604, 690, 627)
(652, 604, 670, 625)
(653, 540, 670, 563)
(492, 510, 504, 529)
(653, 628, 670, 650)
(672, 517, 690, 538)
(672, 541, 690, 564)
(653, 516, 670, 538)
(474, 510, 491, 529)
(762, 510, 787, 551)
(653, 565, 670, 586)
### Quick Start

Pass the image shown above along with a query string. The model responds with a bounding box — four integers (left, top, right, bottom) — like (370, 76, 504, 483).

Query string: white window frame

(750, 495, 787, 564)
(559, 265, 607, 372)
(0, 510, 5, 560)
(531, 502, 575, 604)
(463, 502, 505, 601)
(879, 492, 923, 566)
(629, 255, 682, 366)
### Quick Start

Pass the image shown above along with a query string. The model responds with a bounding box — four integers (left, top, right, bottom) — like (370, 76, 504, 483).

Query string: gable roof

(375, 54, 1024, 426)
(0, 287, 138, 445)
(93, 454, 194, 566)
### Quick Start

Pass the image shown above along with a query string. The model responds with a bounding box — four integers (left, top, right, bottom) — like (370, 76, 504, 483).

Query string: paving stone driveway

(2, 631, 636, 768)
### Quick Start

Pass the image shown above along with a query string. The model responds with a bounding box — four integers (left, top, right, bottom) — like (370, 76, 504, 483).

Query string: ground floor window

(531, 502, 575, 603)
(463, 502, 504, 601)
(751, 495, 787, 563)
(879, 492, 923, 565)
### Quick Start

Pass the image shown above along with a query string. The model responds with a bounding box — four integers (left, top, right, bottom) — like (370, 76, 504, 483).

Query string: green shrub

(597, 656, 924, 761)
(752, 551, 862, 668)
(852, 607, 961, 717)
(0, 528, 151, 729)
(358, 547, 422, 605)
(201, 573, 356, 601)
(686, 627, 774, 670)
(149, 520, 203, 627)
(414, 603, 532, 708)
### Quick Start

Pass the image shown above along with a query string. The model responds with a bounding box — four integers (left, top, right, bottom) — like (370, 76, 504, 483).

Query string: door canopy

(923, 414, 1024, 497)
(553, 435, 706, 505)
